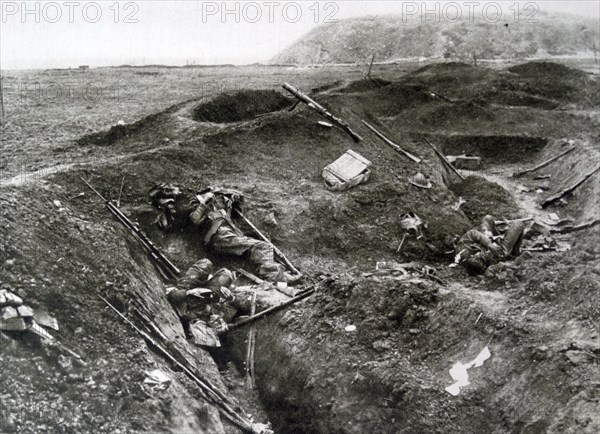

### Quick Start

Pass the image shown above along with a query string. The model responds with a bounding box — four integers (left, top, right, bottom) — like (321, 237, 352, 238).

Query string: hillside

(271, 12, 599, 64)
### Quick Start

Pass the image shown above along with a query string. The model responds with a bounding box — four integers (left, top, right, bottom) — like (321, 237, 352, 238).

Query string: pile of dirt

(364, 83, 438, 116)
(449, 176, 519, 223)
(507, 61, 598, 102)
(338, 78, 392, 93)
(192, 90, 291, 123)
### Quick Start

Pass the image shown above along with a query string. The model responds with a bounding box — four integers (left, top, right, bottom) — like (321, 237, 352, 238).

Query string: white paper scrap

(445, 346, 491, 396)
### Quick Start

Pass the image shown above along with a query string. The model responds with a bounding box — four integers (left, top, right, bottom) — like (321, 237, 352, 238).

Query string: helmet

(149, 183, 182, 207)
(409, 173, 432, 189)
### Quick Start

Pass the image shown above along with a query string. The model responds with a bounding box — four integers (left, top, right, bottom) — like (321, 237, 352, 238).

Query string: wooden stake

(245, 292, 257, 389)
(367, 54, 375, 78)
(513, 147, 576, 177)
(117, 176, 125, 207)
(542, 165, 600, 208)
(422, 137, 465, 181)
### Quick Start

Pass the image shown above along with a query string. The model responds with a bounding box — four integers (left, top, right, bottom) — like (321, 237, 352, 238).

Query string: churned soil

(1, 61, 598, 433)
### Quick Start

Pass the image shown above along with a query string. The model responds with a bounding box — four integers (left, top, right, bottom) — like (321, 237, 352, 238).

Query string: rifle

(235, 210, 301, 276)
(225, 288, 315, 332)
(422, 138, 465, 181)
(99, 296, 263, 434)
(282, 83, 363, 142)
(81, 177, 180, 281)
(361, 120, 422, 164)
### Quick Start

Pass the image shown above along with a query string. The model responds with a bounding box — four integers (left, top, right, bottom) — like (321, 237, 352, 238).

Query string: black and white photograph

(1, 1, 599, 433)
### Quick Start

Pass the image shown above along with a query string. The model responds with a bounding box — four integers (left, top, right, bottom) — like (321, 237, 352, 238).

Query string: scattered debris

(396, 233, 408, 253)
(513, 146, 576, 177)
(550, 218, 600, 234)
(68, 192, 85, 200)
(322, 149, 372, 191)
(400, 212, 425, 238)
(264, 212, 278, 227)
(445, 346, 491, 396)
(453, 197, 466, 211)
(361, 120, 422, 164)
(446, 154, 482, 171)
(143, 369, 171, 391)
(408, 172, 432, 189)
(283, 83, 363, 142)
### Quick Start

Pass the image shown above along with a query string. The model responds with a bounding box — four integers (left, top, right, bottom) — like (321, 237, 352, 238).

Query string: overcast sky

(1, 0, 599, 69)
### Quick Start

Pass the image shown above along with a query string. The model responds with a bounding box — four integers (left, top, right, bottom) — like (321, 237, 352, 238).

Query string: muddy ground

(1, 60, 599, 433)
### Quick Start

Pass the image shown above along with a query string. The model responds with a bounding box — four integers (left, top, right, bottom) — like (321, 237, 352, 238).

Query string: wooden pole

(542, 165, 600, 208)
(361, 120, 422, 164)
(422, 137, 465, 181)
(513, 147, 576, 177)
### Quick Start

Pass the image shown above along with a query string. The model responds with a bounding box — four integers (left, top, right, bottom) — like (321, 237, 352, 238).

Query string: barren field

(1, 60, 599, 434)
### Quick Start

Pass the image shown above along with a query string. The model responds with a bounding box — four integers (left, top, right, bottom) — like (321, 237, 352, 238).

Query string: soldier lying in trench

(149, 183, 299, 284)
(454, 215, 525, 274)
(165, 258, 239, 347)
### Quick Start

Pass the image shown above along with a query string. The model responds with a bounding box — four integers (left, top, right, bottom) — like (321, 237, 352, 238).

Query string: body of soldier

(455, 215, 525, 274)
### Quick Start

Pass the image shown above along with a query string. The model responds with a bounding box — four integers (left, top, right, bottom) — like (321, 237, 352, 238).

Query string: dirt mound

(507, 61, 598, 102)
(450, 176, 519, 223)
(192, 90, 291, 123)
(508, 62, 589, 81)
(366, 83, 436, 116)
(338, 78, 392, 93)
(411, 62, 474, 75)
(418, 102, 496, 128)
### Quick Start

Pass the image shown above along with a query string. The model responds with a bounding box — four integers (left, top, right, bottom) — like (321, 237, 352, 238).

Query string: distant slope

(271, 12, 599, 64)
